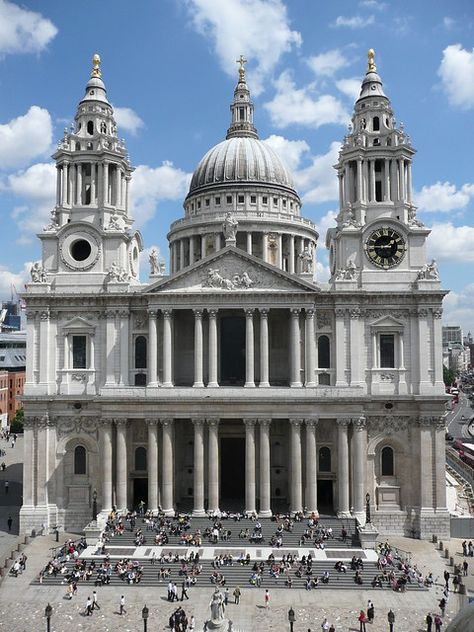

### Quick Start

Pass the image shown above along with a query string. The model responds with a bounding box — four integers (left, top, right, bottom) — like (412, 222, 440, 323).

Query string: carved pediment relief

(61, 316, 96, 332)
(144, 247, 318, 294)
(369, 315, 404, 330)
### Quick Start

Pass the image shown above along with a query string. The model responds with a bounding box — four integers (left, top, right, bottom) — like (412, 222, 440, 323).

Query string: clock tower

(327, 50, 437, 292)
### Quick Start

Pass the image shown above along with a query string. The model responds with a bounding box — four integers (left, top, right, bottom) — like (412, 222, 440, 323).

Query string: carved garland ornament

(56, 417, 98, 439)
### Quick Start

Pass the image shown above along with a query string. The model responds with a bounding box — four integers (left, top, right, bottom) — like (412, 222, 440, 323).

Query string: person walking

(462, 540, 467, 556)
(119, 595, 126, 615)
(387, 609, 395, 632)
(264, 589, 270, 609)
(85, 596, 92, 616)
(443, 570, 450, 590)
(463, 560, 468, 576)
(189, 615, 195, 631)
(233, 586, 241, 604)
(367, 600, 375, 623)
(288, 607, 295, 632)
(439, 598, 446, 617)
(358, 610, 367, 632)
(92, 590, 100, 610)
(321, 617, 329, 631)
(224, 587, 229, 606)
(4, 480, 8, 495)
(7, 515, 12, 532)
(180, 581, 189, 601)
(426, 612, 433, 632)
(434, 614, 442, 632)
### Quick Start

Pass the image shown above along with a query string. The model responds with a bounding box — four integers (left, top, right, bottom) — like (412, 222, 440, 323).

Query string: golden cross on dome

(367, 49, 376, 73)
(91, 53, 101, 79)
(236, 54, 247, 81)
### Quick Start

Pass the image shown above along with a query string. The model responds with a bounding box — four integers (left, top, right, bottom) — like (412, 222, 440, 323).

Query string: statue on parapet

(222, 212, 238, 244)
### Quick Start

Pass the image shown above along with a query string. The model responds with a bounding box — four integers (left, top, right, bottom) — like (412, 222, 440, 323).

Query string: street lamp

(142, 604, 149, 632)
(365, 492, 371, 524)
(44, 603, 52, 632)
(92, 488, 98, 522)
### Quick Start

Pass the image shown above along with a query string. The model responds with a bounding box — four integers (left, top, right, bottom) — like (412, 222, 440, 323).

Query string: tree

(443, 366, 456, 387)
(10, 408, 24, 433)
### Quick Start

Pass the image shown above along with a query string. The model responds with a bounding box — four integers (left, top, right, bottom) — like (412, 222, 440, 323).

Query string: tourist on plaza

(387, 609, 395, 632)
(85, 596, 92, 616)
(233, 586, 241, 604)
(426, 612, 433, 632)
(463, 560, 469, 576)
(469, 540, 473, 557)
(321, 617, 329, 631)
(288, 607, 295, 632)
(462, 540, 467, 556)
(189, 614, 195, 631)
(181, 581, 189, 601)
(443, 570, 450, 589)
(7, 515, 12, 531)
(92, 590, 100, 610)
(264, 589, 270, 608)
(367, 600, 374, 623)
(358, 610, 367, 632)
(434, 614, 442, 632)
(438, 597, 446, 617)
(224, 587, 229, 605)
(120, 595, 126, 615)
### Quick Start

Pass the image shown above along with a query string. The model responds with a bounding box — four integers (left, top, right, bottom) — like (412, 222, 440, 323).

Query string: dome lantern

(226, 54, 258, 140)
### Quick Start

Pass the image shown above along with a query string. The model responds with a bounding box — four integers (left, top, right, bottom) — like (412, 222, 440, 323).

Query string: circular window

(71, 239, 92, 261)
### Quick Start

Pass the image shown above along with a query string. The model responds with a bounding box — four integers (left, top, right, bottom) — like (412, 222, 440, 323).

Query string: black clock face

(365, 227, 406, 268)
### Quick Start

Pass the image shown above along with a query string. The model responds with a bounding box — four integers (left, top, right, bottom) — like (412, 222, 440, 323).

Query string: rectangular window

(239, 107, 245, 121)
(262, 196, 268, 205)
(197, 201, 201, 209)
(282, 199, 287, 207)
(205, 198, 210, 207)
(238, 195, 244, 204)
(215, 196, 220, 205)
(72, 335, 87, 369)
(273, 197, 278, 206)
(380, 334, 395, 368)
(250, 195, 256, 204)
(226, 195, 232, 204)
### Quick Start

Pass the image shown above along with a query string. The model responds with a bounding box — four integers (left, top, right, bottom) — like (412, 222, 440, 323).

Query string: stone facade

(20, 52, 450, 539)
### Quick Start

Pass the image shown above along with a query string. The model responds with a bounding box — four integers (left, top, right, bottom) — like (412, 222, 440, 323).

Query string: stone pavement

(0, 529, 469, 632)
(0, 434, 23, 563)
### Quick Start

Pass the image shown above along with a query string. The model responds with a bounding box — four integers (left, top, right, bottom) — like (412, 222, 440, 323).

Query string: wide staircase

(35, 516, 426, 591)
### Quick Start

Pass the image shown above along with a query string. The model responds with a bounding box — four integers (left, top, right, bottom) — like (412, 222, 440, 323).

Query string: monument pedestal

(358, 522, 379, 549)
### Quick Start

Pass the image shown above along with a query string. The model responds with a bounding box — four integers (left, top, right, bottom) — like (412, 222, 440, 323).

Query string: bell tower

(39, 54, 142, 291)
(327, 50, 436, 291)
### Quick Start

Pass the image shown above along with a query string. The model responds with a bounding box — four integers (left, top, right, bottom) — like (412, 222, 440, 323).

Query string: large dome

(188, 136, 295, 195)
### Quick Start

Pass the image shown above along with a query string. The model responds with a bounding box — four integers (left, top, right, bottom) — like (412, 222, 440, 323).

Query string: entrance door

(317, 480, 334, 515)
(133, 478, 148, 510)
(220, 316, 245, 385)
(220, 437, 245, 505)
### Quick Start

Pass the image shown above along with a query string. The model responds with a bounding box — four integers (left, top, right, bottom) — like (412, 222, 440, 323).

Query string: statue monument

(207, 587, 227, 629)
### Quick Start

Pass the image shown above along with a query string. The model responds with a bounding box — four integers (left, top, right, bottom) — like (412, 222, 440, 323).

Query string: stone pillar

(22, 418, 35, 506)
(192, 418, 206, 516)
(189, 236, 195, 265)
(335, 308, 346, 386)
(304, 309, 316, 387)
(305, 418, 318, 513)
(352, 416, 367, 522)
(105, 310, 116, 386)
(172, 242, 178, 274)
(434, 418, 447, 511)
(289, 419, 303, 514)
(369, 160, 376, 202)
(247, 232, 253, 255)
(208, 310, 218, 387)
(244, 419, 257, 515)
(179, 239, 185, 270)
(357, 159, 364, 203)
(259, 309, 270, 387)
(39, 311, 50, 387)
(349, 308, 363, 386)
(432, 309, 444, 389)
(289, 235, 295, 274)
(148, 310, 158, 386)
(62, 162, 69, 206)
(337, 419, 351, 517)
(419, 417, 434, 511)
(56, 166, 61, 206)
(207, 418, 220, 513)
(245, 309, 255, 387)
(259, 419, 272, 517)
(91, 163, 97, 204)
(119, 310, 129, 386)
(290, 309, 302, 387)
(99, 421, 113, 512)
(146, 419, 159, 513)
(115, 419, 128, 512)
(160, 418, 174, 515)
(390, 159, 398, 201)
(417, 309, 430, 394)
(277, 233, 283, 269)
(103, 162, 109, 205)
(407, 161, 413, 203)
(193, 309, 204, 387)
(115, 167, 122, 207)
(262, 233, 268, 263)
(162, 309, 173, 387)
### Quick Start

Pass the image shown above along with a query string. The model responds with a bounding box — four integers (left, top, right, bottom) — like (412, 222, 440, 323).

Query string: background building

(20, 52, 449, 539)
(0, 331, 26, 425)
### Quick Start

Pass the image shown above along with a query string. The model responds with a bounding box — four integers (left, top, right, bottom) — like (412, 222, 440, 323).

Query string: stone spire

(226, 54, 258, 139)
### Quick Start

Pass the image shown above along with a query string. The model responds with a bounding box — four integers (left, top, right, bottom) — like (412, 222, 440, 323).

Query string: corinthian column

(160, 418, 174, 516)
(289, 419, 303, 514)
(115, 419, 128, 512)
(162, 309, 173, 387)
(259, 419, 272, 517)
(259, 309, 270, 387)
(207, 418, 220, 513)
(305, 309, 316, 387)
(337, 418, 351, 517)
(192, 418, 206, 516)
(290, 309, 302, 387)
(148, 310, 158, 386)
(352, 416, 367, 522)
(305, 418, 318, 513)
(193, 309, 204, 387)
(99, 420, 113, 512)
(245, 309, 255, 387)
(146, 419, 159, 512)
(244, 419, 257, 515)
(208, 310, 218, 387)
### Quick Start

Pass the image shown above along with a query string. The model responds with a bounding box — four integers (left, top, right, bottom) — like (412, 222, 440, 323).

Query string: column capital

(192, 417, 205, 427)
(305, 308, 315, 318)
(118, 309, 129, 319)
(206, 417, 220, 427)
(159, 417, 174, 427)
(418, 415, 438, 428)
(259, 308, 269, 318)
(208, 309, 218, 318)
(258, 418, 272, 428)
(335, 308, 346, 318)
(193, 309, 204, 318)
(291, 308, 301, 317)
(245, 308, 255, 317)
(114, 418, 129, 427)
(145, 418, 159, 427)
(337, 417, 351, 427)
(353, 416, 367, 431)
(243, 418, 257, 427)
(162, 309, 173, 319)
(305, 417, 319, 428)
(289, 418, 304, 427)
(148, 309, 158, 318)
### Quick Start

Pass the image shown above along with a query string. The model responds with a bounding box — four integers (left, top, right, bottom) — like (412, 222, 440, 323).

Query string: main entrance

(220, 437, 245, 504)
(133, 478, 148, 510)
(317, 480, 334, 515)
(220, 316, 245, 385)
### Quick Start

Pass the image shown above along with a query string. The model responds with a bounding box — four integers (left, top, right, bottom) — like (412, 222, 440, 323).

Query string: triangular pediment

(144, 246, 319, 294)
(62, 316, 96, 331)
(369, 315, 404, 329)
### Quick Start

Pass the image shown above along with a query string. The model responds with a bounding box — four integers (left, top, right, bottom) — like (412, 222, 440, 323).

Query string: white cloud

(415, 181, 474, 213)
(113, 106, 144, 135)
(296, 142, 341, 204)
(438, 44, 474, 110)
(442, 283, 474, 333)
(306, 50, 349, 77)
(335, 77, 361, 102)
(130, 161, 192, 225)
(264, 71, 349, 129)
(263, 135, 309, 171)
(314, 209, 338, 242)
(0, 261, 32, 301)
(0, 0, 57, 55)
(443, 17, 455, 30)
(332, 15, 375, 29)
(316, 260, 330, 284)
(183, 0, 301, 95)
(7, 162, 56, 242)
(0, 106, 53, 169)
(427, 222, 474, 262)
(358, 0, 386, 9)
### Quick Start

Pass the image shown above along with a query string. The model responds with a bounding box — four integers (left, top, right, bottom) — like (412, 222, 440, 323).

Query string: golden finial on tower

(236, 54, 247, 82)
(367, 49, 376, 73)
(91, 53, 101, 79)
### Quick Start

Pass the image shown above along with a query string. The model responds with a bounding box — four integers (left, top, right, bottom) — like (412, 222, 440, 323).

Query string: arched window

(381, 446, 394, 476)
(319, 447, 331, 472)
(135, 336, 147, 369)
(135, 446, 147, 471)
(87, 120, 94, 135)
(318, 335, 330, 368)
(373, 116, 380, 131)
(74, 445, 86, 475)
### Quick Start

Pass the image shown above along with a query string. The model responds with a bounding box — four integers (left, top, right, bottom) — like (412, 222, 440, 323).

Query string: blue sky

(0, 0, 473, 332)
